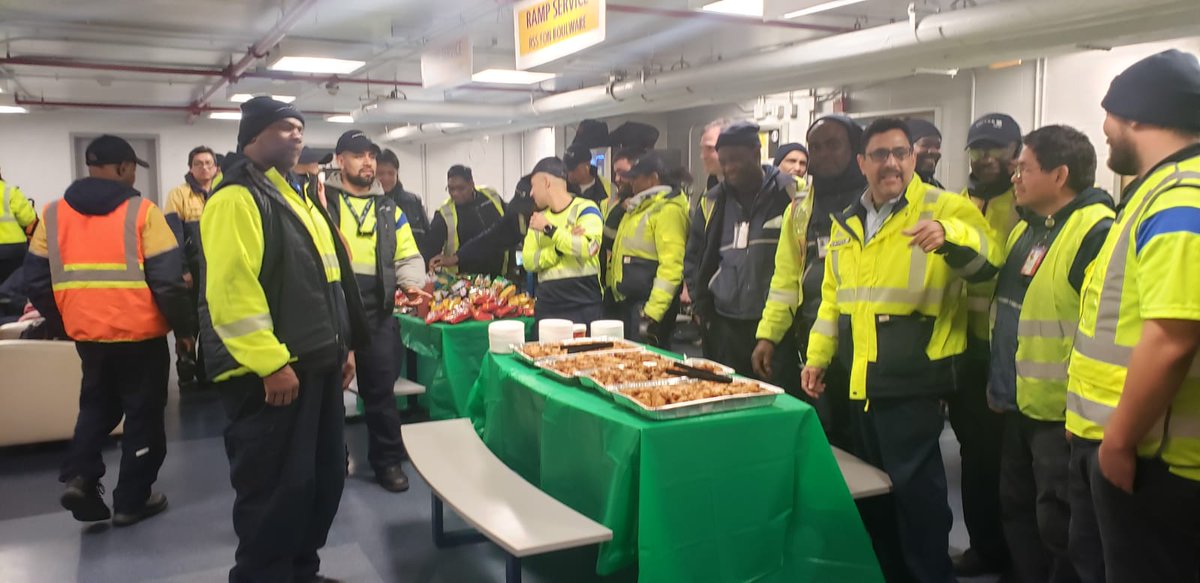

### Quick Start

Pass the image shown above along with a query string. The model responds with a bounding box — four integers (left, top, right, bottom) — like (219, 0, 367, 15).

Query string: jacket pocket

(617, 256, 658, 301)
(868, 313, 956, 397)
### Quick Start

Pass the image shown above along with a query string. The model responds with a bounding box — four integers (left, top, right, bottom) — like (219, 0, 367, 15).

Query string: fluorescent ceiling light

(0, 105, 27, 114)
(209, 112, 242, 120)
(784, 0, 869, 18)
(701, 0, 763, 17)
(471, 69, 556, 85)
(230, 93, 296, 103)
(270, 56, 365, 75)
(325, 115, 356, 123)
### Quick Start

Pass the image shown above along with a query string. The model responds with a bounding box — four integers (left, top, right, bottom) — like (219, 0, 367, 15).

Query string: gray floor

(0, 339, 1000, 583)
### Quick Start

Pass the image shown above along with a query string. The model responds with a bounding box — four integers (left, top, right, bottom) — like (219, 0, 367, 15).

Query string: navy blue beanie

(772, 143, 808, 167)
(1102, 49, 1200, 132)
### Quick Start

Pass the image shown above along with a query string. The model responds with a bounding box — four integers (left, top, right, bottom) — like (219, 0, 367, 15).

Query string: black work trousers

(355, 317, 405, 473)
(60, 337, 170, 513)
(704, 313, 800, 393)
(1070, 438, 1200, 583)
(850, 395, 956, 583)
(220, 361, 345, 583)
(999, 412, 1079, 583)
(948, 354, 1008, 566)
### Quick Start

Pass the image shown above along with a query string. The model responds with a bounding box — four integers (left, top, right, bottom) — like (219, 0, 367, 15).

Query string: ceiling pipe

(377, 0, 1199, 142)
(606, 3, 852, 34)
(187, 0, 322, 119)
(13, 95, 341, 117)
(0, 56, 553, 94)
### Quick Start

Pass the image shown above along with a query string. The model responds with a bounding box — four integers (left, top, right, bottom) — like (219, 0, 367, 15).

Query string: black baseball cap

(627, 152, 667, 178)
(85, 135, 149, 168)
(562, 145, 593, 169)
(335, 130, 381, 155)
(966, 113, 1021, 149)
(299, 147, 333, 165)
(531, 157, 568, 180)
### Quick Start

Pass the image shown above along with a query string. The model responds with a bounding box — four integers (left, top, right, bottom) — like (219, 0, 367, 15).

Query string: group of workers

(2, 47, 1198, 582)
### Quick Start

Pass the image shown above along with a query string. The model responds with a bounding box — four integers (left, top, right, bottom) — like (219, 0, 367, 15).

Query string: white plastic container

(590, 319, 624, 340)
(488, 320, 526, 354)
(538, 319, 574, 343)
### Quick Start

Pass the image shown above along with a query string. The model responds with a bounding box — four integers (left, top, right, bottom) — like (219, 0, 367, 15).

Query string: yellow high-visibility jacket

(808, 176, 1002, 401)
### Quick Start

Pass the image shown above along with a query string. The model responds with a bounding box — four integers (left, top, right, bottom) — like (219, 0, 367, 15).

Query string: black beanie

(716, 121, 760, 151)
(772, 143, 808, 167)
(237, 96, 305, 149)
(906, 119, 941, 143)
(1102, 49, 1200, 132)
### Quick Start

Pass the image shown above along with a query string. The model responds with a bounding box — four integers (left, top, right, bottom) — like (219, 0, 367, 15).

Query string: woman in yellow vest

(606, 153, 689, 347)
(0, 174, 37, 284)
(985, 126, 1113, 583)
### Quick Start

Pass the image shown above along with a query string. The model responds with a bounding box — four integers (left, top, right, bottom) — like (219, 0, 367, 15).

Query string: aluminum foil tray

(610, 377, 783, 420)
(512, 336, 636, 364)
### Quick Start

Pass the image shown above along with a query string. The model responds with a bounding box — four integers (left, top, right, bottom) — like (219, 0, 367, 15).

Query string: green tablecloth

(395, 313, 535, 420)
(466, 352, 884, 583)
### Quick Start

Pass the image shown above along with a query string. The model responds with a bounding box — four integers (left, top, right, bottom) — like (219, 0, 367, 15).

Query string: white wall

(0, 110, 370, 207)
(1042, 38, 1200, 191)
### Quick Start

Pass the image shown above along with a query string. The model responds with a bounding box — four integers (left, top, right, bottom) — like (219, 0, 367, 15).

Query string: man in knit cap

(1066, 49, 1200, 583)
(199, 96, 366, 582)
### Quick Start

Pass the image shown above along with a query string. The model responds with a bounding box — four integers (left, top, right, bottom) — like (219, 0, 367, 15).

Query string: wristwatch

(542, 224, 557, 236)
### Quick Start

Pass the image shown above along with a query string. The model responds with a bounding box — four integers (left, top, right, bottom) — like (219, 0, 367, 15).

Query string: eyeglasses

(968, 147, 1013, 162)
(865, 147, 913, 163)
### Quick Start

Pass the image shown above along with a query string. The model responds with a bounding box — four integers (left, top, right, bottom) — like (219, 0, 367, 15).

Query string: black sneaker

(112, 492, 168, 527)
(376, 465, 410, 493)
(60, 477, 111, 522)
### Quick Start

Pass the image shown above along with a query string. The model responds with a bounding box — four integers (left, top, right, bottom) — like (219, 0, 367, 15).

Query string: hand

(903, 220, 946, 253)
(263, 365, 300, 407)
(400, 286, 433, 307)
(341, 352, 356, 391)
(529, 212, 549, 233)
(428, 254, 445, 272)
(801, 366, 826, 398)
(680, 283, 692, 305)
(751, 340, 776, 379)
(643, 317, 662, 346)
(177, 335, 195, 356)
(181, 272, 194, 289)
(1098, 439, 1137, 494)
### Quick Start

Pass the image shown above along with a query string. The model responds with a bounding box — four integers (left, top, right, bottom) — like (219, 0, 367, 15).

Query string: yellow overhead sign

(514, 0, 606, 70)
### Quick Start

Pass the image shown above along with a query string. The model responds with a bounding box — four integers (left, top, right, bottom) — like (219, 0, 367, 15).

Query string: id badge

(1021, 244, 1048, 276)
(734, 221, 750, 249)
(817, 236, 831, 259)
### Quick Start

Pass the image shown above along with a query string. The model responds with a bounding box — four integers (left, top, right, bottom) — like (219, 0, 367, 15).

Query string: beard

(346, 172, 374, 188)
(1107, 138, 1139, 177)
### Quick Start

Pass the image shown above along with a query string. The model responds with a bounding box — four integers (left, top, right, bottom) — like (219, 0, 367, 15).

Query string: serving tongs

(667, 361, 733, 383)
(563, 341, 616, 354)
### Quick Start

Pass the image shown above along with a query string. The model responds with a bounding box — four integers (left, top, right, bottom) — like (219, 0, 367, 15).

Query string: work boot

(60, 477, 110, 522)
(953, 548, 1005, 577)
(112, 492, 168, 527)
(376, 465, 410, 493)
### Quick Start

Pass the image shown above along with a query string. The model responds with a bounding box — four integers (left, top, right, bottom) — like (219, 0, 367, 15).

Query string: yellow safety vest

(1067, 154, 1200, 480)
(607, 186, 690, 322)
(0, 180, 37, 245)
(807, 176, 1001, 400)
(1008, 203, 1113, 422)
(961, 186, 1018, 341)
(757, 184, 815, 343)
(522, 196, 603, 282)
(437, 186, 504, 273)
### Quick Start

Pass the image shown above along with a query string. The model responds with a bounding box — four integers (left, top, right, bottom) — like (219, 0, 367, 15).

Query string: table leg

(506, 555, 522, 583)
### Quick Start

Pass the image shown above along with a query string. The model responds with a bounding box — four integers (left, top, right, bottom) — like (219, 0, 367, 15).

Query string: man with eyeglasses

(801, 117, 1001, 583)
(427, 165, 507, 276)
(164, 145, 218, 391)
(952, 112, 1024, 578)
(323, 130, 429, 493)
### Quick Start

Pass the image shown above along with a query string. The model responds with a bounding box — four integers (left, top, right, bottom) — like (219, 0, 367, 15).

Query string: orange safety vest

(45, 197, 169, 342)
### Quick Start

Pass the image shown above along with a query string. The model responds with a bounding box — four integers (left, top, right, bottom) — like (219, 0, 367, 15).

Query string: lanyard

(348, 196, 375, 236)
